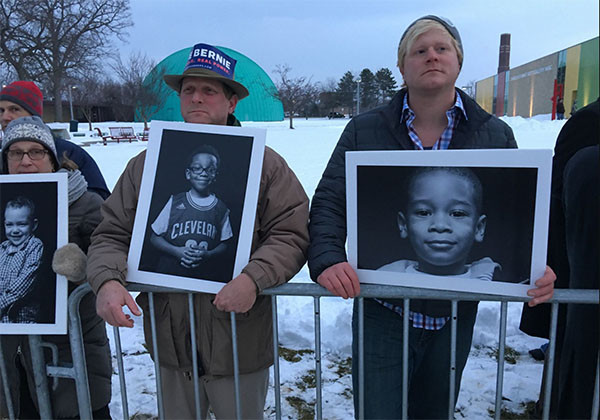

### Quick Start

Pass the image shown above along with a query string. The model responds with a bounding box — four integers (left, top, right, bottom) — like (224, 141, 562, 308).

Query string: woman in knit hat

(0, 116, 112, 419)
(0, 81, 110, 199)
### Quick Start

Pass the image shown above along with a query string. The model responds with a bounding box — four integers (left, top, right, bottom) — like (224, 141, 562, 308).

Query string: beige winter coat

(87, 146, 309, 375)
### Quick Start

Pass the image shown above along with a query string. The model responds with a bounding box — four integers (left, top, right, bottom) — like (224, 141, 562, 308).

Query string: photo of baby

(378, 167, 501, 281)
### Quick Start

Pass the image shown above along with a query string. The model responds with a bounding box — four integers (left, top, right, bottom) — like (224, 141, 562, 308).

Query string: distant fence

(1, 283, 598, 420)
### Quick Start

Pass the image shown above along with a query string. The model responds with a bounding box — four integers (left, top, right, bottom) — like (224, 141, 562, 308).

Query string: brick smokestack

(498, 33, 511, 73)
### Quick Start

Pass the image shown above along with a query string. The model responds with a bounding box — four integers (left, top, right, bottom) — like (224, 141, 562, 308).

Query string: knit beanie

(2, 116, 58, 170)
(0, 81, 43, 117)
(400, 15, 463, 58)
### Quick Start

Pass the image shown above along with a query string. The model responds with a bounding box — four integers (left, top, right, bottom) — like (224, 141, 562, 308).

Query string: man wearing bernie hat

(308, 16, 556, 418)
(0, 81, 110, 199)
(87, 43, 309, 419)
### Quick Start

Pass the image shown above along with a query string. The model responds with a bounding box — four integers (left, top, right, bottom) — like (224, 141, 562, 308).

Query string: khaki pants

(160, 366, 269, 419)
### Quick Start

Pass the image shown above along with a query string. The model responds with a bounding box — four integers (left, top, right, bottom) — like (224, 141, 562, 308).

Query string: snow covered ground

(49, 115, 567, 419)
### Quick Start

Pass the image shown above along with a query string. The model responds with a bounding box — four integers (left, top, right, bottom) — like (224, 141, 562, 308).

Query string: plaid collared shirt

(375, 299, 451, 330)
(0, 235, 43, 322)
(401, 90, 467, 150)
(375, 90, 469, 330)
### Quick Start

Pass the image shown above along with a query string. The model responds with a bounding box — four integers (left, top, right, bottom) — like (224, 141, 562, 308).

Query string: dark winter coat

(19, 190, 112, 417)
(308, 88, 516, 317)
(1, 188, 112, 418)
(520, 99, 599, 419)
(55, 137, 111, 199)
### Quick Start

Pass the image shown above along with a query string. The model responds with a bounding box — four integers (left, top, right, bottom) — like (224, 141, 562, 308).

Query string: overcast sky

(122, 0, 599, 88)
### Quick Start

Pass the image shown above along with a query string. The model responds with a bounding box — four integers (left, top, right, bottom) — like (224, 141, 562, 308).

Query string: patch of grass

(487, 400, 537, 419)
(488, 345, 520, 364)
(327, 357, 352, 378)
(296, 369, 316, 391)
(129, 413, 156, 420)
(342, 387, 353, 399)
(278, 346, 314, 363)
(125, 350, 149, 356)
(286, 396, 314, 420)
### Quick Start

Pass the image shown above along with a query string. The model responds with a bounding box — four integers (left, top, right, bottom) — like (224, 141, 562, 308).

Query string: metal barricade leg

(188, 293, 202, 419)
(592, 352, 600, 419)
(67, 284, 93, 419)
(357, 297, 364, 420)
(27, 335, 52, 419)
(230, 312, 241, 420)
(448, 301, 458, 420)
(494, 301, 508, 420)
(0, 337, 16, 420)
(148, 292, 165, 419)
(271, 296, 282, 420)
(402, 299, 409, 420)
(112, 325, 130, 420)
(542, 302, 559, 419)
(313, 296, 322, 420)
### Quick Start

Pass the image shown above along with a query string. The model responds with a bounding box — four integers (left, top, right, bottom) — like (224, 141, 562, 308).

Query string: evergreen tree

(375, 67, 398, 105)
(359, 68, 378, 112)
(336, 71, 356, 111)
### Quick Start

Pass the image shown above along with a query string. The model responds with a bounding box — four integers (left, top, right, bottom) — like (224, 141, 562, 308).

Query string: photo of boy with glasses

(150, 144, 233, 280)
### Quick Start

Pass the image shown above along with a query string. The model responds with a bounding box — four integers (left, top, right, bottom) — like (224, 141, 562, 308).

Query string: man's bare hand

(213, 273, 257, 313)
(96, 280, 141, 327)
(527, 265, 556, 307)
(317, 262, 360, 299)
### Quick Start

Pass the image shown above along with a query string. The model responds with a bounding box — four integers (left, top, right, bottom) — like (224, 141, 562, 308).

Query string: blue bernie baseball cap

(163, 43, 249, 99)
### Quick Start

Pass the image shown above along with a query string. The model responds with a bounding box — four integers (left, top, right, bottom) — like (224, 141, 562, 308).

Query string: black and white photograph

(0, 174, 68, 335)
(128, 121, 266, 293)
(346, 149, 552, 297)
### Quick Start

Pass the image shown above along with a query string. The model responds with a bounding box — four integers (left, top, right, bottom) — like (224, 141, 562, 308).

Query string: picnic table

(95, 127, 138, 145)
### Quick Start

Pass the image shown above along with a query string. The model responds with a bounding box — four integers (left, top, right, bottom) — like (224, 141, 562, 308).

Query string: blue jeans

(352, 298, 477, 419)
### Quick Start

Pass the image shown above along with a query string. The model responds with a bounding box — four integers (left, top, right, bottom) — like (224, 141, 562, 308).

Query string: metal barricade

(1, 283, 598, 419)
(0, 284, 93, 420)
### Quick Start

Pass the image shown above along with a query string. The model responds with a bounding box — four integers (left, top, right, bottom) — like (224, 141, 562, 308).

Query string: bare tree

(71, 77, 104, 130)
(100, 80, 133, 122)
(0, 0, 132, 121)
(0, 63, 17, 86)
(461, 80, 477, 99)
(317, 78, 340, 116)
(114, 52, 170, 130)
(269, 64, 317, 129)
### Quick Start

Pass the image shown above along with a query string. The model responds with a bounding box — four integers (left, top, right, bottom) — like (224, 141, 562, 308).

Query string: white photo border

(128, 120, 266, 294)
(0, 173, 68, 335)
(346, 149, 552, 297)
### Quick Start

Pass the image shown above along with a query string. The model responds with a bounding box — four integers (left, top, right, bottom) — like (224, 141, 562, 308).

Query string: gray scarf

(58, 168, 88, 205)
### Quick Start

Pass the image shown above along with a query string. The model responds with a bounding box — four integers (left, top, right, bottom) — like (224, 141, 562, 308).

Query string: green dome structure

(143, 46, 283, 122)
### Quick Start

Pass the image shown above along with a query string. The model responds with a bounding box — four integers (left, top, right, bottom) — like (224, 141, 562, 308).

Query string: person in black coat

(520, 98, 599, 419)
(309, 15, 556, 419)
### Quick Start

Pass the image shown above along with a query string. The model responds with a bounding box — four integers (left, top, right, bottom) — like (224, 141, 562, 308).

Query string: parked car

(328, 112, 345, 119)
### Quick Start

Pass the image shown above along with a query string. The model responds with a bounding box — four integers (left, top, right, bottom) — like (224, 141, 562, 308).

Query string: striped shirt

(376, 90, 468, 330)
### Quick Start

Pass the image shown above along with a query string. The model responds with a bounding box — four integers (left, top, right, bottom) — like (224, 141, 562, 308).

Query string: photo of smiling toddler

(0, 196, 43, 323)
(378, 167, 500, 280)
